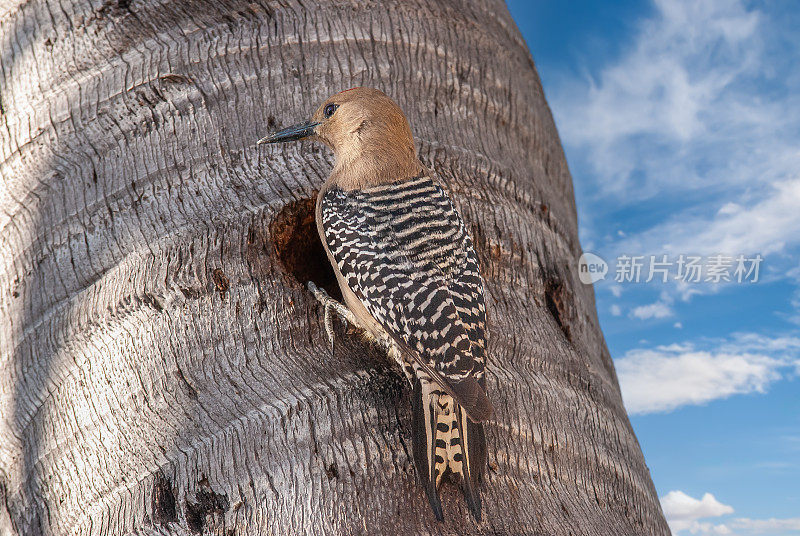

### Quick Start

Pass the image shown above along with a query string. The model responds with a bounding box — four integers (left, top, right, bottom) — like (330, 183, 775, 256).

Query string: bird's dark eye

(323, 103, 339, 118)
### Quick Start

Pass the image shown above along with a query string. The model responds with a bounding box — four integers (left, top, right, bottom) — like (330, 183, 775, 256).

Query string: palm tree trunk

(0, 0, 669, 534)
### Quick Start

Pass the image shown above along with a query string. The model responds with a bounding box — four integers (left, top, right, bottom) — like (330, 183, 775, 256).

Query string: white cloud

(610, 304, 622, 316)
(630, 301, 673, 320)
(674, 322, 683, 329)
(616, 337, 795, 414)
(661, 490, 733, 535)
(661, 490, 734, 520)
(660, 490, 800, 535)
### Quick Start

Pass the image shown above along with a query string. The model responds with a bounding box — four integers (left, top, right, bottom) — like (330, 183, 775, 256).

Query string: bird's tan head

(259, 87, 423, 188)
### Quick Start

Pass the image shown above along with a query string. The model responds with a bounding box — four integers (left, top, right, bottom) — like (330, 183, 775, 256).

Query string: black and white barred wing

(322, 176, 492, 421)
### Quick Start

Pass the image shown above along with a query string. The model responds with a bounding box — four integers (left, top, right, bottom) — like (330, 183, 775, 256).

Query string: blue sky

(507, 1, 800, 534)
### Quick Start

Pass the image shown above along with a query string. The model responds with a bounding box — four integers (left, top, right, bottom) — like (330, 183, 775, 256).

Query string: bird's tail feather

(412, 378, 487, 522)
(455, 403, 486, 520)
(412, 378, 444, 521)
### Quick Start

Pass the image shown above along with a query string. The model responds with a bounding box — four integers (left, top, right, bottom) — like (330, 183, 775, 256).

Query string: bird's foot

(307, 282, 399, 360)
(307, 281, 357, 354)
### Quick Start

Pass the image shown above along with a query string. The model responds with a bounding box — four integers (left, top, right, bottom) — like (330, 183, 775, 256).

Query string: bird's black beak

(257, 121, 321, 144)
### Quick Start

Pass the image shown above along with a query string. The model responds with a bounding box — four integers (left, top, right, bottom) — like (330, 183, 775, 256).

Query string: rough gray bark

(0, 0, 669, 534)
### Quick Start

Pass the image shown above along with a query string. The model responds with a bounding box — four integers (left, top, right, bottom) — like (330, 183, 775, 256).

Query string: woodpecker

(258, 87, 492, 522)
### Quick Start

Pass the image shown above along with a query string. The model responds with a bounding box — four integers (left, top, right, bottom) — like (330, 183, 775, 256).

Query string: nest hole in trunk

(269, 195, 342, 301)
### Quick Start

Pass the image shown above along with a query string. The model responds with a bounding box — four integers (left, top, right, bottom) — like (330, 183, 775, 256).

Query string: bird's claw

(307, 281, 355, 354)
(324, 300, 335, 354)
(307, 281, 399, 363)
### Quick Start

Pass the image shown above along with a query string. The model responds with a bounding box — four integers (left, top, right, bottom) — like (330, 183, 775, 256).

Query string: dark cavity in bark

(269, 195, 341, 300)
(184, 480, 229, 534)
(544, 275, 573, 343)
(151, 471, 177, 525)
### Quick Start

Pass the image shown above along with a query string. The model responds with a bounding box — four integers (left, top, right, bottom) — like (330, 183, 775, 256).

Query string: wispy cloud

(731, 517, 800, 533)
(723, 333, 800, 354)
(617, 178, 800, 259)
(616, 334, 799, 414)
(552, 0, 800, 301)
(555, 0, 798, 196)
(630, 300, 673, 320)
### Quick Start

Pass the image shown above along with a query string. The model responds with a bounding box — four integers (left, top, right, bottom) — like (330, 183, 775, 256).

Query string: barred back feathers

(321, 174, 490, 521)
